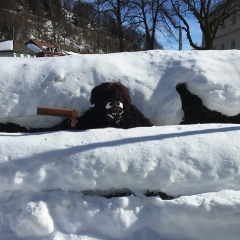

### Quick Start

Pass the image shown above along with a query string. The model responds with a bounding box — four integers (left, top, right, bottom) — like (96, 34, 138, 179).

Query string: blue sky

(163, 19, 202, 50)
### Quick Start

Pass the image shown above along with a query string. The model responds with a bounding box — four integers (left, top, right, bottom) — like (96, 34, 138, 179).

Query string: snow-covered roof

(0, 40, 13, 51)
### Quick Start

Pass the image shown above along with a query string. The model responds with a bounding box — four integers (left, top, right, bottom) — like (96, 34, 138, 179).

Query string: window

(212, 46, 216, 50)
(231, 41, 235, 49)
(221, 44, 225, 50)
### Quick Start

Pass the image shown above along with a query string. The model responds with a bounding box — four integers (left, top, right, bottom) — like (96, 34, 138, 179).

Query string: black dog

(60, 82, 153, 130)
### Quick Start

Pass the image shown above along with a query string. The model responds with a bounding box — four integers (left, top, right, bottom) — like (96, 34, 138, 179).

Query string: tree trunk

(116, 0, 124, 52)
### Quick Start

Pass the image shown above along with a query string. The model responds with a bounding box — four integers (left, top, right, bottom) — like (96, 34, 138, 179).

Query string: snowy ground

(0, 50, 240, 240)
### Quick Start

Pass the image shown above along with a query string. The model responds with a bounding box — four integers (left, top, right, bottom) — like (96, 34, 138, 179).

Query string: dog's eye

(105, 102, 113, 109)
(116, 101, 123, 109)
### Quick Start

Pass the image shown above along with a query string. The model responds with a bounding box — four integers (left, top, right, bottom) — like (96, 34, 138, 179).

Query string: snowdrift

(1, 125, 240, 196)
(1, 50, 240, 129)
(1, 50, 240, 239)
(1, 124, 240, 239)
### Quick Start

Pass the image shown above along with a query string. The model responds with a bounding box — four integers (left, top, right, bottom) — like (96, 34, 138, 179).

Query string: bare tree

(0, 0, 19, 40)
(72, 1, 96, 28)
(130, 0, 173, 50)
(0, 0, 16, 10)
(170, 0, 240, 50)
(30, 1, 45, 39)
(92, 0, 133, 52)
(61, 0, 74, 11)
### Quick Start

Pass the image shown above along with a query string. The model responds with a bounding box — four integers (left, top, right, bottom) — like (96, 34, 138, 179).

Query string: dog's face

(90, 82, 131, 124)
(104, 97, 124, 123)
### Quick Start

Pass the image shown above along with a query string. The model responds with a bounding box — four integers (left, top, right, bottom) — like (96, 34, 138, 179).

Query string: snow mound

(10, 201, 54, 238)
(1, 50, 240, 239)
(1, 50, 240, 129)
(1, 125, 240, 197)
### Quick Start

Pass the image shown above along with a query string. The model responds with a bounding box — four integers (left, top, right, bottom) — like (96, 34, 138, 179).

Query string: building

(0, 40, 36, 57)
(24, 39, 64, 57)
(51, 41, 80, 55)
(212, 13, 240, 50)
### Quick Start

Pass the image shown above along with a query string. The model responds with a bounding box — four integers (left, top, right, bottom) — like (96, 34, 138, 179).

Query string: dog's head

(90, 82, 131, 124)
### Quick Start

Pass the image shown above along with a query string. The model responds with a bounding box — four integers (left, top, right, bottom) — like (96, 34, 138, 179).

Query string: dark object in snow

(0, 122, 29, 133)
(59, 81, 153, 130)
(144, 190, 174, 200)
(0, 82, 152, 133)
(176, 83, 240, 124)
(0, 122, 59, 133)
(3, 82, 240, 134)
(82, 189, 175, 200)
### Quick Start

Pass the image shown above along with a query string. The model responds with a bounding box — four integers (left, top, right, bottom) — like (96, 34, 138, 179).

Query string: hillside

(0, 0, 141, 53)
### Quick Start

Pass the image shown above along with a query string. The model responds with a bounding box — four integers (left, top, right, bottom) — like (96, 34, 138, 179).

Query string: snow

(62, 50, 80, 55)
(0, 40, 13, 51)
(1, 50, 240, 129)
(0, 50, 240, 240)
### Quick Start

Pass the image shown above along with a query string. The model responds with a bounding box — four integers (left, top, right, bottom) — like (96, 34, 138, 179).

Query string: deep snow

(0, 50, 240, 240)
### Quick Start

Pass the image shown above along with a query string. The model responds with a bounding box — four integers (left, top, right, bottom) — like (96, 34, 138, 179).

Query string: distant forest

(0, 0, 165, 53)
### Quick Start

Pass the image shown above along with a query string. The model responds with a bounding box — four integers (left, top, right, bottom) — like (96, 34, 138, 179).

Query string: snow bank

(1, 50, 240, 240)
(1, 50, 240, 129)
(1, 124, 240, 197)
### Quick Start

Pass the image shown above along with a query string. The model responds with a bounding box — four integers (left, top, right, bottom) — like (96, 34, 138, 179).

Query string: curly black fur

(60, 82, 153, 130)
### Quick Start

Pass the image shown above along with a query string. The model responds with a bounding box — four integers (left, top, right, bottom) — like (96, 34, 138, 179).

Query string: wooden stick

(37, 106, 78, 119)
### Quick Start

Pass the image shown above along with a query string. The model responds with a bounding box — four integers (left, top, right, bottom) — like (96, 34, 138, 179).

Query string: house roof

(24, 39, 60, 54)
(0, 40, 36, 55)
(13, 41, 36, 55)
